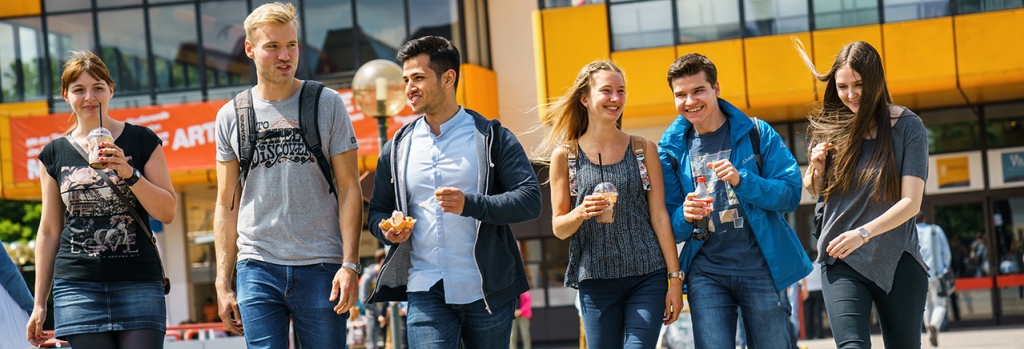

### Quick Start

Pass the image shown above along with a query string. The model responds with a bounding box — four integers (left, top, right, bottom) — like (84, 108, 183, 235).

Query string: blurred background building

(0, 0, 1022, 344)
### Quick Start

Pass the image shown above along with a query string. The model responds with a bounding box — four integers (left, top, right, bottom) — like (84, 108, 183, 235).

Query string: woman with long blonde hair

(537, 60, 682, 348)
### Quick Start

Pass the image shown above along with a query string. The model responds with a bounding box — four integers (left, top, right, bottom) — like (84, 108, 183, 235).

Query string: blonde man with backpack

(212, 3, 363, 348)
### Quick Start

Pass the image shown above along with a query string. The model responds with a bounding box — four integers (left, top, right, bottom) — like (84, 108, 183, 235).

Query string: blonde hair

(533, 60, 624, 164)
(244, 2, 299, 42)
(60, 50, 115, 135)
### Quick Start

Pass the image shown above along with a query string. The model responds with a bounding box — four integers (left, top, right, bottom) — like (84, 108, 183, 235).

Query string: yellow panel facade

(811, 26, 884, 101)
(0, 1, 41, 18)
(676, 40, 747, 105)
(955, 9, 1024, 103)
(611, 47, 676, 120)
(0, 101, 49, 117)
(457, 63, 500, 121)
(882, 17, 962, 110)
(744, 33, 816, 113)
(535, 4, 610, 104)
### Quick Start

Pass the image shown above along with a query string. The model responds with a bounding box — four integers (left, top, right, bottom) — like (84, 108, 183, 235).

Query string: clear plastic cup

(87, 127, 113, 169)
(593, 182, 618, 224)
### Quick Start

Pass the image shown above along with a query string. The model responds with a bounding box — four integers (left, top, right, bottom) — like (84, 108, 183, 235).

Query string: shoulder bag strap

(630, 135, 651, 191)
(65, 136, 166, 278)
(565, 139, 579, 197)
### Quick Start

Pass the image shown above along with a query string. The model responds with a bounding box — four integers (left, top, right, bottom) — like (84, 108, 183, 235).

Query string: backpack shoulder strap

(234, 88, 257, 183)
(630, 135, 651, 191)
(297, 80, 336, 195)
(748, 116, 763, 174)
(564, 139, 579, 197)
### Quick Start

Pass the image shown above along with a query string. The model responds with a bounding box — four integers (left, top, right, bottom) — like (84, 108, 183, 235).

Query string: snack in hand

(379, 210, 417, 231)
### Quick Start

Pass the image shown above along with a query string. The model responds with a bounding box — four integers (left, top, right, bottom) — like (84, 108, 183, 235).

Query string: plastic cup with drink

(593, 182, 618, 224)
(87, 127, 113, 169)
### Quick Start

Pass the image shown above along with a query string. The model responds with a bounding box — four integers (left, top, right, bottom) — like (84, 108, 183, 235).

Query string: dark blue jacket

(658, 99, 811, 292)
(1, 246, 33, 314)
(367, 108, 541, 312)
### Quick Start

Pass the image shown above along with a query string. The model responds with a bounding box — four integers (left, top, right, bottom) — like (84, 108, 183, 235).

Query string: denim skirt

(53, 278, 166, 339)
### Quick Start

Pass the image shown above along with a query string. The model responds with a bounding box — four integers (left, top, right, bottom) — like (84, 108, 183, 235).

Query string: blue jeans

(406, 280, 514, 349)
(687, 268, 792, 349)
(822, 252, 927, 349)
(578, 269, 667, 349)
(235, 259, 348, 349)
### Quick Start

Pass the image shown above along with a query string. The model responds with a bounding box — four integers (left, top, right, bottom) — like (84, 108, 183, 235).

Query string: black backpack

(233, 81, 336, 198)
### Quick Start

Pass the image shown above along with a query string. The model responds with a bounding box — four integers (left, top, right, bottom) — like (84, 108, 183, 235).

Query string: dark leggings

(822, 252, 927, 349)
(66, 329, 165, 349)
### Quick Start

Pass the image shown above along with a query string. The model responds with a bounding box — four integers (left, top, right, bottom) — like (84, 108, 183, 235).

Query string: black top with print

(38, 123, 163, 282)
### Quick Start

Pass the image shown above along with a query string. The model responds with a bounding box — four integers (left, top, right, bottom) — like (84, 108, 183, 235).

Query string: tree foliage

(0, 200, 41, 243)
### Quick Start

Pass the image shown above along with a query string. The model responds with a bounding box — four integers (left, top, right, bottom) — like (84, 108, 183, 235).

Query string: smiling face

(63, 72, 113, 119)
(580, 69, 625, 124)
(402, 53, 453, 116)
(835, 64, 863, 113)
(671, 70, 723, 134)
(246, 22, 299, 86)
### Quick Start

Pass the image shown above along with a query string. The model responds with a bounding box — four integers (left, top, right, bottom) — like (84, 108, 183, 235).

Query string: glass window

(986, 102, 1024, 149)
(17, 20, 47, 101)
(883, 0, 950, 22)
(957, 0, 1023, 14)
(149, 5, 201, 91)
(45, 0, 91, 13)
(97, 0, 142, 8)
(408, 0, 456, 43)
(919, 107, 980, 154)
(303, 0, 355, 76)
(542, 0, 604, 9)
(45, 12, 94, 96)
(200, 0, 253, 88)
(744, 0, 809, 36)
(813, 0, 879, 30)
(0, 23, 16, 102)
(609, 0, 674, 51)
(355, 0, 408, 62)
(677, 0, 741, 43)
(97, 9, 150, 95)
(793, 121, 809, 164)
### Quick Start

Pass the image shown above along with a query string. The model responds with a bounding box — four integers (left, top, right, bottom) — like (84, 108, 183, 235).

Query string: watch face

(860, 228, 869, 238)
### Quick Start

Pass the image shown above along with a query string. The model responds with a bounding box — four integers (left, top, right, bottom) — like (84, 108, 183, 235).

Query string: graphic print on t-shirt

(59, 166, 140, 258)
(250, 119, 315, 170)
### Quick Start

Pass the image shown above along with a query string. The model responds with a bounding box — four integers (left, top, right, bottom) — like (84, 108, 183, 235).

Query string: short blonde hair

(244, 2, 299, 41)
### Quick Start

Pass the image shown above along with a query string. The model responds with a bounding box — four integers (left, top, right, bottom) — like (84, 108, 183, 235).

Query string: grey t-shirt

(816, 109, 928, 293)
(215, 81, 358, 265)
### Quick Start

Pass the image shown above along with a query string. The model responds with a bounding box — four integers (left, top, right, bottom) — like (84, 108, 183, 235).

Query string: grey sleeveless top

(564, 142, 666, 288)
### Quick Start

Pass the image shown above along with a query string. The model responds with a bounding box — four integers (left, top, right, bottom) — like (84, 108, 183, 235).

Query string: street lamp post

(352, 59, 405, 151)
(351, 59, 405, 348)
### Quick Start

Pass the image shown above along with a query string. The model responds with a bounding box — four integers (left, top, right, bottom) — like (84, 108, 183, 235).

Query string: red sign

(6, 88, 415, 186)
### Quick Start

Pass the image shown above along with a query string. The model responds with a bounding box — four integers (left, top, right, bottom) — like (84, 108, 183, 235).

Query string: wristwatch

(341, 262, 362, 275)
(859, 227, 871, 244)
(668, 271, 684, 282)
(124, 169, 141, 186)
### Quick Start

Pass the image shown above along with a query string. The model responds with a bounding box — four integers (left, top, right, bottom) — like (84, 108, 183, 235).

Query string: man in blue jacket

(658, 53, 811, 348)
(367, 36, 541, 348)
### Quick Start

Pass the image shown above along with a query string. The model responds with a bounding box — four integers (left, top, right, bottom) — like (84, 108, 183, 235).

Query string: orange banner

(6, 88, 415, 186)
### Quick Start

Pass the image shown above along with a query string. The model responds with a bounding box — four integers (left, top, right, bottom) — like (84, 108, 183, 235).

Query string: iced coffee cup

(593, 182, 618, 224)
(87, 127, 113, 169)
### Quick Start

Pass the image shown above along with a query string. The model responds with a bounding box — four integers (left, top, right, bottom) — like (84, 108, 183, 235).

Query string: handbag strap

(65, 136, 166, 277)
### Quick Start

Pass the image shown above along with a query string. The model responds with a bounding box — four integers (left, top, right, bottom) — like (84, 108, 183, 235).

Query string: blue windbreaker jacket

(658, 98, 812, 292)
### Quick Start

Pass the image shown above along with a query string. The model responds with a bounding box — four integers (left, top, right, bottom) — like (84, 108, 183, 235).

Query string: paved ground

(801, 324, 1024, 349)
(535, 324, 1024, 349)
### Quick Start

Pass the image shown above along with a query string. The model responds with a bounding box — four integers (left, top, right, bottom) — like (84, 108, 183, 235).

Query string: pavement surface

(801, 325, 1024, 349)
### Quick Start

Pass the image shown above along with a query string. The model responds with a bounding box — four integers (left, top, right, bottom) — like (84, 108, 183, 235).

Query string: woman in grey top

(799, 41, 929, 348)
(537, 60, 683, 348)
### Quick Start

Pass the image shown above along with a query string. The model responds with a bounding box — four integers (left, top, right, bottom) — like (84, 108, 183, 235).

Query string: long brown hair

(533, 60, 624, 164)
(60, 50, 115, 135)
(797, 40, 900, 202)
